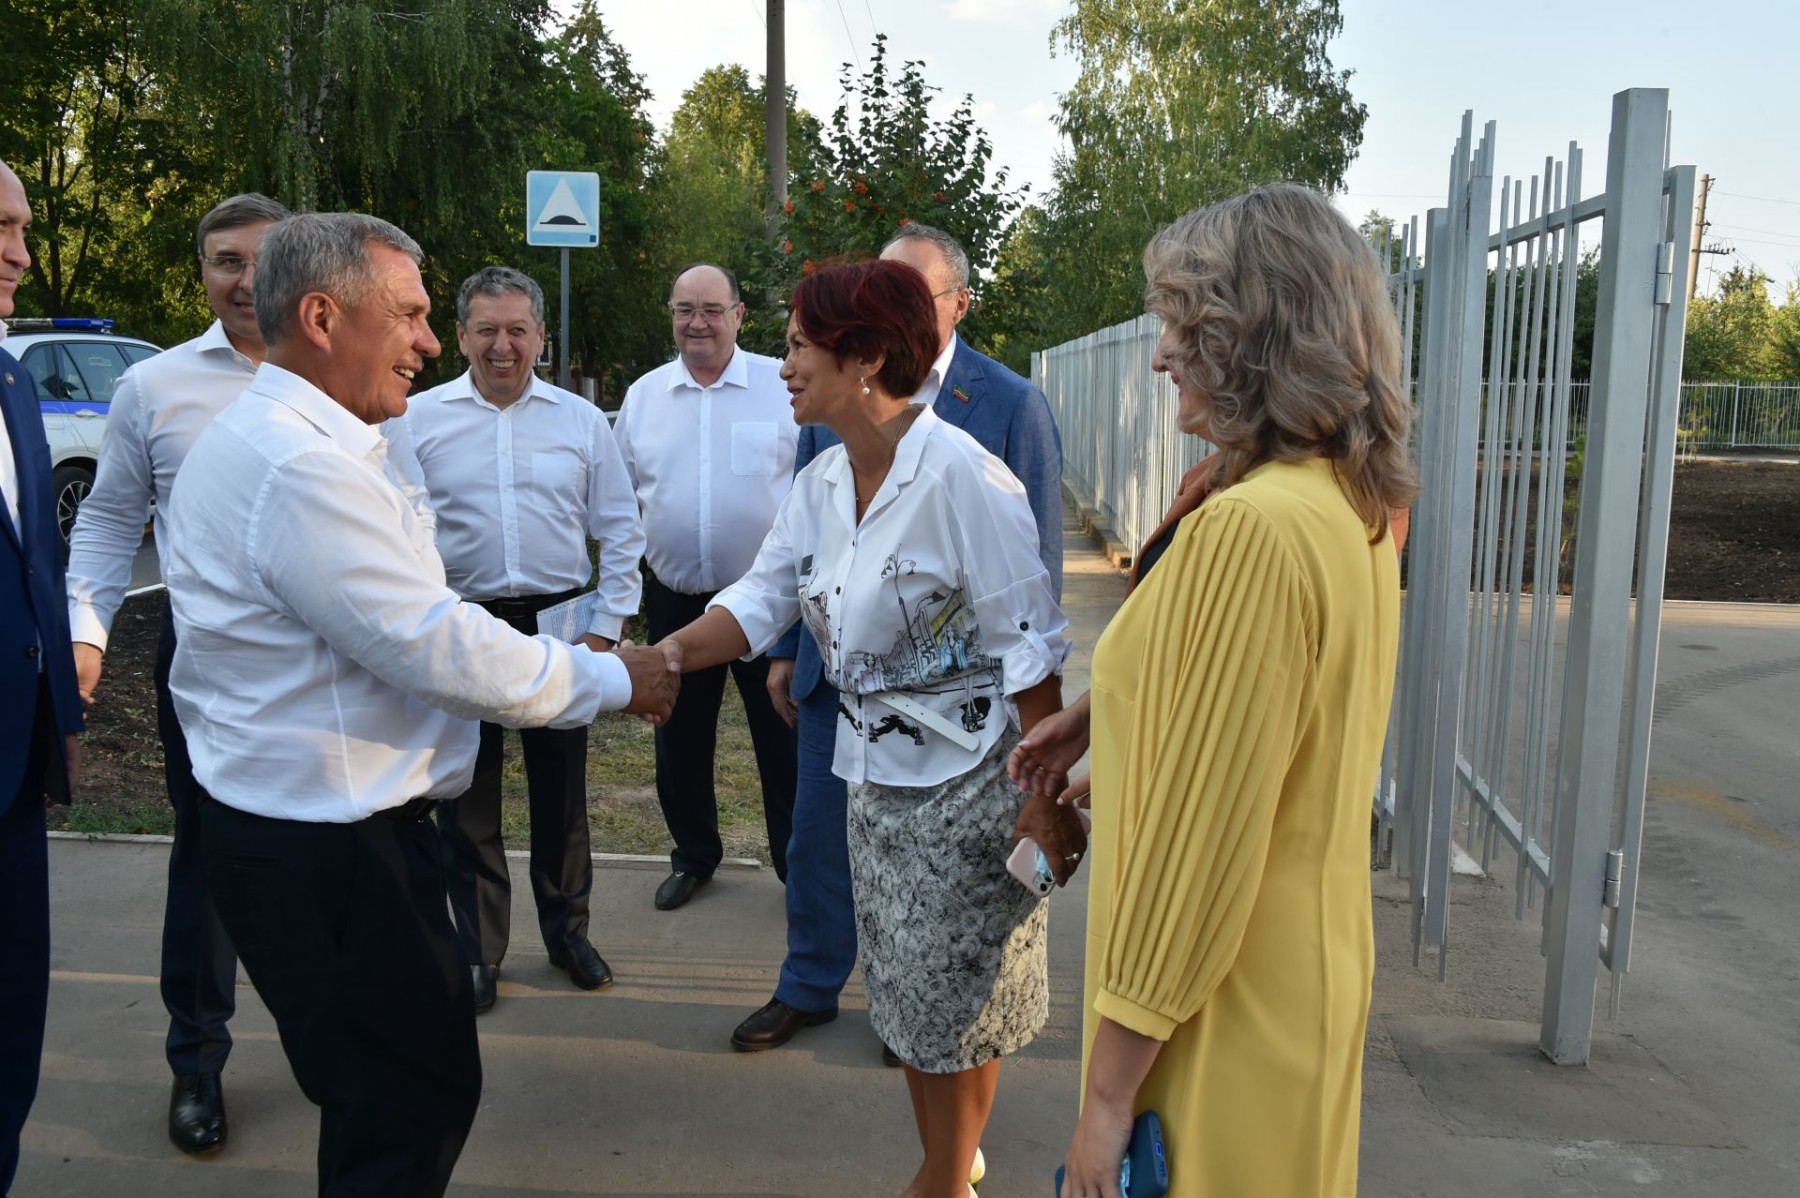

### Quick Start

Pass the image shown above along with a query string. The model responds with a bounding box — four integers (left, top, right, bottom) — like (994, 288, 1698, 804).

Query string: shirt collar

(441, 368, 561, 410)
(668, 345, 748, 393)
(248, 362, 384, 460)
(195, 320, 260, 369)
(819, 404, 940, 492)
(922, 336, 957, 396)
(0, 319, 8, 345)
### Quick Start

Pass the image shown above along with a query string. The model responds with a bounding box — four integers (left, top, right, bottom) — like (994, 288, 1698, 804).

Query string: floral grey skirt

(847, 730, 1049, 1073)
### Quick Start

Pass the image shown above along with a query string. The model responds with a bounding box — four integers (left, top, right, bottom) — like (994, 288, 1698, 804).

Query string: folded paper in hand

(536, 592, 598, 643)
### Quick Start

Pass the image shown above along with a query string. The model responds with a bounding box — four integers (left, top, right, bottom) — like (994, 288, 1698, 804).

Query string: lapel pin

(3, 373, 12, 386)
(952, 387, 970, 403)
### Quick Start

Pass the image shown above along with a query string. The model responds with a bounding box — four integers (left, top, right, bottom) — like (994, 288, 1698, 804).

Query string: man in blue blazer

(0, 159, 84, 1195)
(730, 223, 1063, 1054)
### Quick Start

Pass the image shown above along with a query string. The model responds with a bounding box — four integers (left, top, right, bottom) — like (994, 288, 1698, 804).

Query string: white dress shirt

(164, 363, 632, 823)
(64, 322, 255, 649)
(392, 371, 644, 641)
(0, 323, 19, 534)
(712, 405, 1069, 787)
(613, 347, 798, 595)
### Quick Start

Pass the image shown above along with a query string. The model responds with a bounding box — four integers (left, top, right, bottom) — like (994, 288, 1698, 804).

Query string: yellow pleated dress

(1083, 457, 1401, 1197)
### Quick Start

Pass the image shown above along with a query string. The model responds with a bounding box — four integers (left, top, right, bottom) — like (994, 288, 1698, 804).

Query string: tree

(779, 34, 1024, 353)
(1684, 266, 1779, 380)
(1009, 0, 1367, 351)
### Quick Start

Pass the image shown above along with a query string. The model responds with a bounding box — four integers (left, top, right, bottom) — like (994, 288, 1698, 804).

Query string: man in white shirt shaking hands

(161, 213, 677, 1197)
(396, 266, 645, 1012)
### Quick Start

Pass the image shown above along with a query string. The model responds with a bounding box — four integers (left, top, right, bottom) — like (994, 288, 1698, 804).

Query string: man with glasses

(730, 223, 1063, 1058)
(613, 263, 798, 911)
(64, 192, 289, 1156)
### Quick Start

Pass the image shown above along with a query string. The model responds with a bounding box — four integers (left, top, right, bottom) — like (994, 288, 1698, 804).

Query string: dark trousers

(0, 682, 54, 1196)
(155, 605, 237, 1077)
(646, 573, 797, 881)
(202, 795, 480, 1197)
(773, 678, 857, 1012)
(437, 603, 592, 967)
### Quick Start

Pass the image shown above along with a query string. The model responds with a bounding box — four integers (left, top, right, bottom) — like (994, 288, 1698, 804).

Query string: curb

(45, 831, 763, 870)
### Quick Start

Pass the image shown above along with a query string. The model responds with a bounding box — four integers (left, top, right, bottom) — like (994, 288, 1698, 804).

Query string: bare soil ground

(62, 458, 1796, 839)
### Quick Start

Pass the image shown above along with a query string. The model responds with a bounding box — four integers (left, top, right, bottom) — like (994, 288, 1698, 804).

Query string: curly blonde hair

(1143, 183, 1419, 541)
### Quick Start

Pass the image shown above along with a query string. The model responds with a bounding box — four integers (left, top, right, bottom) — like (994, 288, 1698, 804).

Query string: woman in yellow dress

(1035, 184, 1418, 1197)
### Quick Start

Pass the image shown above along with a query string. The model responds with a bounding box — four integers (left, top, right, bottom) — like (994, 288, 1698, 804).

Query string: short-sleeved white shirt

(713, 405, 1069, 787)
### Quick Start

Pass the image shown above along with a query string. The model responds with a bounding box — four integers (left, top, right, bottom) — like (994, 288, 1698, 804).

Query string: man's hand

(73, 642, 104, 708)
(766, 656, 797, 728)
(614, 643, 679, 724)
(576, 633, 615, 653)
(1008, 690, 1091, 799)
(1014, 791, 1089, 887)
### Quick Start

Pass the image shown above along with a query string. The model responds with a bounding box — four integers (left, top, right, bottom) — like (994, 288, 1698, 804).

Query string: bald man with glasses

(613, 263, 799, 912)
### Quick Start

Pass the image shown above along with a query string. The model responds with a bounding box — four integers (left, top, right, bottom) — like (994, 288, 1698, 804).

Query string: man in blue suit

(0, 159, 84, 1195)
(729, 222, 1063, 1054)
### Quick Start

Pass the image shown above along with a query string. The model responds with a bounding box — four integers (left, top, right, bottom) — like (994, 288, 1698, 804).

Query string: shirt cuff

(68, 606, 111, 653)
(587, 647, 633, 712)
(1092, 988, 1180, 1043)
(585, 611, 626, 642)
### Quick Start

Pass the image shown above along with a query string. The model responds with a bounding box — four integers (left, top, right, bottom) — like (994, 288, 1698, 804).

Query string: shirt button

(1019, 621, 1030, 631)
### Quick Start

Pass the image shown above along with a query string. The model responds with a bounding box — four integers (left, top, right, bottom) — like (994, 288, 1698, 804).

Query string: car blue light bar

(5, 317, 116, 332)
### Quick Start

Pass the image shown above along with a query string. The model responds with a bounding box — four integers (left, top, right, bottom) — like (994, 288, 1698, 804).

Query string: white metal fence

(1036, 88, 1696, 1067)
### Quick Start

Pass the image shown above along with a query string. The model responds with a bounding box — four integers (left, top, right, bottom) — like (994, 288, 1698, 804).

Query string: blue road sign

(526, 171, 601, 248)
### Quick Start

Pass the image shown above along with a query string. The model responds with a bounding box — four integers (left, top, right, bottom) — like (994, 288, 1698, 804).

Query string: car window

(121, 343, 158, 367)
(64, 341, 131, 405)
(20, 344, 86, 403)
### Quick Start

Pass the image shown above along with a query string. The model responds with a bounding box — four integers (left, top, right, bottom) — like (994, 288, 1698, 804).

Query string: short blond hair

(1144, 184, 1418, 541)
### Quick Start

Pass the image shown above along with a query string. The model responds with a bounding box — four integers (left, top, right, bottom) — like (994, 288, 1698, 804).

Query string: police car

(6, 318, 161, 548)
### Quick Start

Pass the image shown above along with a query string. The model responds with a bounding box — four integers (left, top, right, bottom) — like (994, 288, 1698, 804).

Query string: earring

(860, 376, 871, 397)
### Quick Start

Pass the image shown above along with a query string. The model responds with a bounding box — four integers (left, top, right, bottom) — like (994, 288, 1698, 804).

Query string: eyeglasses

(200, 254, 256, 277)
(931, 285, 968, 301)
(668, 302, 738, 322)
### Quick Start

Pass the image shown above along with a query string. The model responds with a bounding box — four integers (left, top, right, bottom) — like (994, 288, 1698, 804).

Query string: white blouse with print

(711, 405, 1070, 788)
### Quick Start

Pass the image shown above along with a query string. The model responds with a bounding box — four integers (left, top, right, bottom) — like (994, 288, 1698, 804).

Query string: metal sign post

(525, 170, 601, 395)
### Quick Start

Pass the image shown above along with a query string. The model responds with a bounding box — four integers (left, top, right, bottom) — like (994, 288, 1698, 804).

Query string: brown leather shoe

(730, 998, 838, 1052)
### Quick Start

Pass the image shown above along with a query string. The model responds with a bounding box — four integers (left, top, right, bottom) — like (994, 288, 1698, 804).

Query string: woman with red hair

(657, 258, 1081, 1197)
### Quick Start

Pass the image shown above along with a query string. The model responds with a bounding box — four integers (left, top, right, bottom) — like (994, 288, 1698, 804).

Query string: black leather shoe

(730, 998, 838, 1052)
(654, 870, 710, 911)
(548, 940, 613, 990)
(168, 1072, 227, 1155)
(881, 1041, 902, 1068)
(472, 964, 499, 1014)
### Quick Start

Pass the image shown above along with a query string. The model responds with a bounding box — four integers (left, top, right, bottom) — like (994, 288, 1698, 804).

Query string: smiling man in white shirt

(396, 266, 644, 1011)
(613, 263, 799, 910)
(162, 213, 677, 1197)
(64, 192, 289, 1157)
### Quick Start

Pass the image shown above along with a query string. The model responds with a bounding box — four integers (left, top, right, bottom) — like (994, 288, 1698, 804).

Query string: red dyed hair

(790, 259, 939, 399)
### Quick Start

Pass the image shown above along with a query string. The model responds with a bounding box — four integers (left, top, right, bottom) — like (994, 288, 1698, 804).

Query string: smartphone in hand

(1053, 1110, 1168, 1198)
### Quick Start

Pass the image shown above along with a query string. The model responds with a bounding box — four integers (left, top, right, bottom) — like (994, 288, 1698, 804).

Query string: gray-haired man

(164, 214, 676, 1194)
(394, 266, 644, 1011)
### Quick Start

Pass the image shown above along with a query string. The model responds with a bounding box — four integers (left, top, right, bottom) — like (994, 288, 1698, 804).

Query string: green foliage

(1001, 0, 1368, 352)
(1683, 266, 1783, 381)
(777, 35, 1023, 356)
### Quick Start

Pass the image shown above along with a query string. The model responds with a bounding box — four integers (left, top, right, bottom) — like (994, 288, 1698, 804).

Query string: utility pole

(765, 0, 787, 238)
(1687, 173, 1734, 300)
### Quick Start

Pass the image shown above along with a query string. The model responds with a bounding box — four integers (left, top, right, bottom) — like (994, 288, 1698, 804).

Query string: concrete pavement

(16, 513, 1800, 1195)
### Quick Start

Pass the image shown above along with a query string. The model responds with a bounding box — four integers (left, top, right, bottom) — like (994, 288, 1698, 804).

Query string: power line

(864, 0, 879, 38)
(1715, 190, 1800, 208)
(747, 0, 765, 27)
(1710, 220, 1800, 240)
(835, 0, 860, 65)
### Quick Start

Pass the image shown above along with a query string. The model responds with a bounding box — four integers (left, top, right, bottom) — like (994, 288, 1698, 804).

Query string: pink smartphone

(1008, 807, 1093, 896)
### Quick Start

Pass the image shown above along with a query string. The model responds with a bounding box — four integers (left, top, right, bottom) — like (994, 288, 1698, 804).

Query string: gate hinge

(1602, 848, 1625, 909)
(1654, 241, 1675, 306)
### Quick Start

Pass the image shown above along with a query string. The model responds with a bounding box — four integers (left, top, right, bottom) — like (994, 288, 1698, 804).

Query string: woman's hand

(1008, 690, 1092, 799)
(1060, 772, 1092, 811)
(1059, 1094, 1134, 1198)
(1015, 792, 1088, 886)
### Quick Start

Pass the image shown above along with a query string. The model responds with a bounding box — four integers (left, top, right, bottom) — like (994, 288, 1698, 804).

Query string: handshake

(591, 638, 688, 725)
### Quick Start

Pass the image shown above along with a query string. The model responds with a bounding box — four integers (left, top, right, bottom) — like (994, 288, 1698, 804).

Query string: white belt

(867, 691, 980, 751)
